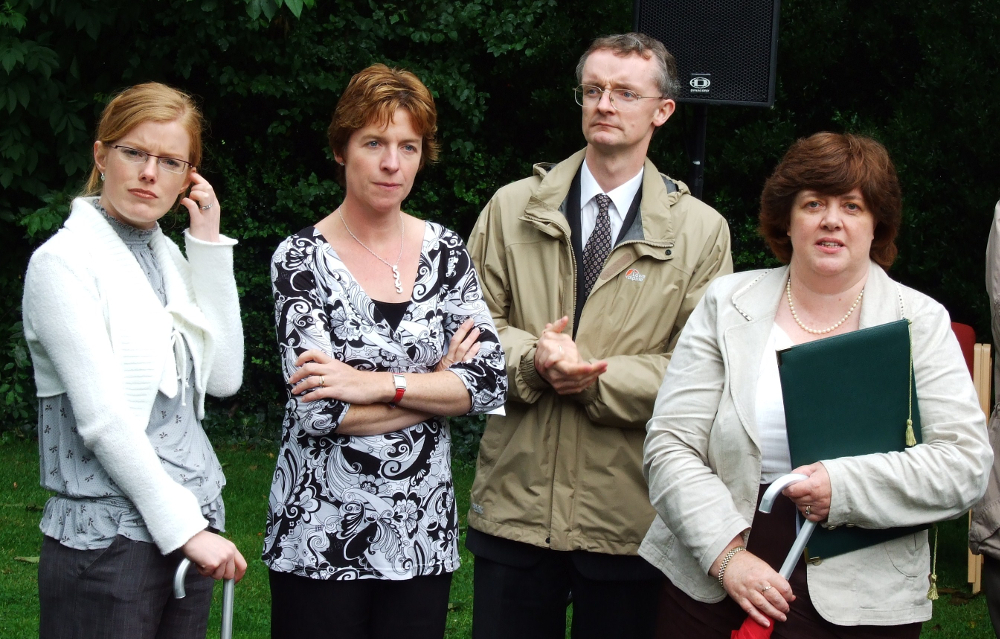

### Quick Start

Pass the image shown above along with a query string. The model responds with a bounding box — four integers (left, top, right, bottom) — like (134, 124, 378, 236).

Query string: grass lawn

(0, 436, 994, 637)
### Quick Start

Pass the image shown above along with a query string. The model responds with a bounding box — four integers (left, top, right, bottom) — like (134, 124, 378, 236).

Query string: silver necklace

(786, 277, 864, 335)
(339, 209, 405, 294)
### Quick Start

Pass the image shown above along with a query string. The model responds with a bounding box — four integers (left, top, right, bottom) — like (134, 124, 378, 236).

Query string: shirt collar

(580, 159, 644, 216)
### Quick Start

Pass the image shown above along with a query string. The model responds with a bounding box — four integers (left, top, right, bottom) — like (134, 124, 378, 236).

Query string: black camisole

(371, 299, 409, 332)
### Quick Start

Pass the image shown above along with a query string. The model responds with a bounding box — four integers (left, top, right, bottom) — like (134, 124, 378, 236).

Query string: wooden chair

(953, 322, 991, 594)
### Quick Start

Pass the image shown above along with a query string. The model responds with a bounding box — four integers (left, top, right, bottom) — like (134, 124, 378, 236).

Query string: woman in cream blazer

(640, 133, 991, 638)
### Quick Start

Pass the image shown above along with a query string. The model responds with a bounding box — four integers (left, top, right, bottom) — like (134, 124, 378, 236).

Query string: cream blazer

(639, 263, 991, 626)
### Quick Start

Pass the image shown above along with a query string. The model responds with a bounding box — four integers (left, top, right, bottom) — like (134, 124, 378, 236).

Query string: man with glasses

(465, 32, 732, 638)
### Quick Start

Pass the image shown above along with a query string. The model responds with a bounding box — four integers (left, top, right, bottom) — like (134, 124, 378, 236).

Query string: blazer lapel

(858, 262, 904, 327)
(724, 267, 789, 450)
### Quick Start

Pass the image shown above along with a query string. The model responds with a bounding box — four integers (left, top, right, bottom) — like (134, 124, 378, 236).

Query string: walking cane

(731, 473, 818, 639)
(174, 557, 235, 639)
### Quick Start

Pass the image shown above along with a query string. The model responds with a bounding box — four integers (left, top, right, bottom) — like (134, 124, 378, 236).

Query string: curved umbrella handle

(174, 557, 235, 639)
(759, 473, 808, 514)
(759, 472, 819, 580)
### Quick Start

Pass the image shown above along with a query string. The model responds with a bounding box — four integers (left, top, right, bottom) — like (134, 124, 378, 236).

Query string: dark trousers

(471, 550, 662, 639)
(984, 555, 1000, 637)
(654, 485, 922, 639)
(38, 534, 213, 639)
(268, 569, 453, 639)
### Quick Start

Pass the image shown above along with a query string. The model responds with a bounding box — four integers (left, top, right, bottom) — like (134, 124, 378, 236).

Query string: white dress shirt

(579, 160, 644, 249)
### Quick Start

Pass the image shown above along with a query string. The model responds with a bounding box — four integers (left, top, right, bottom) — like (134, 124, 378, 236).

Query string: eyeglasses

(573, 84, 665, 111)
(110, 145, 193, 174)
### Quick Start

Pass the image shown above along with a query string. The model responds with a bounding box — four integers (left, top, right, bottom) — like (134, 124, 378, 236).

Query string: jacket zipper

(547, 229, 576, 545)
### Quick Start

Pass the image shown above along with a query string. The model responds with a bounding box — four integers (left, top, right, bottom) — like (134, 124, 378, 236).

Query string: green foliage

(0, 320, 33, 438)
(2, 0, 999, 437)
(449, 414, 487, 463)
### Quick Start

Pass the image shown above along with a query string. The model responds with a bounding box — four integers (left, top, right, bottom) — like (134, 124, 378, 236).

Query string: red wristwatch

(390, 374, 407, 405)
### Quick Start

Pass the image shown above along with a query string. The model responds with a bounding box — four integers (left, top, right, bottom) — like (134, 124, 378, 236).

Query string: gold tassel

(906, 321, 917, 448)
(927, 573, 939, 600)
(927, 525, 939, 600)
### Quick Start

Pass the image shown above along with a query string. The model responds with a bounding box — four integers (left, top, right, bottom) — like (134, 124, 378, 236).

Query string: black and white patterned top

(263, 222, 507, 580)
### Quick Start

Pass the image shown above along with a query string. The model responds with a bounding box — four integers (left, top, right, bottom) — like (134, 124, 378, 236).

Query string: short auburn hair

(759, 132, 902, 269)
(327, 64, 439, 182)
(85, 82, 204, 195)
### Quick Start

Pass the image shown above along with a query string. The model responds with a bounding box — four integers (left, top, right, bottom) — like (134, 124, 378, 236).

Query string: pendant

(392, 265, 402, 294)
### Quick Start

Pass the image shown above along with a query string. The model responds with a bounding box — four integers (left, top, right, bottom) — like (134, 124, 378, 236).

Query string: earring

(100, 173, 105, 181)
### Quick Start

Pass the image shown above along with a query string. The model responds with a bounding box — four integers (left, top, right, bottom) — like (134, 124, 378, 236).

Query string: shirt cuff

(184, 229, 238, 247)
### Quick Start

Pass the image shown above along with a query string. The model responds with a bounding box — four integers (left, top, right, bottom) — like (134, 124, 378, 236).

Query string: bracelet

(717, 546, 746, 587)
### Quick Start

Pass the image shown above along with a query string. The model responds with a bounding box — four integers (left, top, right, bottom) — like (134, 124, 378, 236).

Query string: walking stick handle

(759, 473, 819, 580)
(174, 557, 236, 639)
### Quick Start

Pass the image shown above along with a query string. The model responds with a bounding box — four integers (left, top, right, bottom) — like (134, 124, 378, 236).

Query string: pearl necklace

(339, 209, 405, 294)
(786, 277, 864, 335)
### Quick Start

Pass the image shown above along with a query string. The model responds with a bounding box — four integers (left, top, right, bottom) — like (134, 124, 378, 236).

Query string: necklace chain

(339, 209, 405, 294)
(786, 277, 864, 335)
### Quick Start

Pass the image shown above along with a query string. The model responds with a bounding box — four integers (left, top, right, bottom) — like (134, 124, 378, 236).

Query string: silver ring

(200, 202, 214, 210)
(558, 346, 564, 355)
(761, 584, 772, 593)
(804, 505, 812, 517)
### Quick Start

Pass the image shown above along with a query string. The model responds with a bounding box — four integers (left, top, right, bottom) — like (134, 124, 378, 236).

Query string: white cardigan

(640, 263, 992, 626)
(22, 198, 244, 553)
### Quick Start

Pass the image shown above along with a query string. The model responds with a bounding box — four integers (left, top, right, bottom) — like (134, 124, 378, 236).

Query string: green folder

(776, 319, 926, 561)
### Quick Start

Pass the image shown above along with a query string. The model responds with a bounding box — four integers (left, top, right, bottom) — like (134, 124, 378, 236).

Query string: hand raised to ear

(181, 170, 221, 242)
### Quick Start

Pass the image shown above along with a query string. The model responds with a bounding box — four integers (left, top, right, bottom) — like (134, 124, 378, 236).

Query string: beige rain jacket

(466, 149, 732, 555)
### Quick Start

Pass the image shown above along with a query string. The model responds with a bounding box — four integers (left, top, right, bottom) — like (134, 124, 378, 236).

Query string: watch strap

(391, 373, 406, 404)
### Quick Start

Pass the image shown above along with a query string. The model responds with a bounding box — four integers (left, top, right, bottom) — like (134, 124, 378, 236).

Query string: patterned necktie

(582, 193, 613, 297)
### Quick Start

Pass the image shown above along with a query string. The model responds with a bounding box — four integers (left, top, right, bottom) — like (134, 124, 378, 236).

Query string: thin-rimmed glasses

(110, 145, 193, 174)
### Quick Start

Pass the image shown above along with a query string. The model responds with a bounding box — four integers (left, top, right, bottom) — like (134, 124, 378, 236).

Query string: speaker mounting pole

(634, 0, 782, 199)
(689, 104, 708, 200)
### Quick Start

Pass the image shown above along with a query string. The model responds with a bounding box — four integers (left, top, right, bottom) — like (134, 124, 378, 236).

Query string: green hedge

(3, 0, 998, 444)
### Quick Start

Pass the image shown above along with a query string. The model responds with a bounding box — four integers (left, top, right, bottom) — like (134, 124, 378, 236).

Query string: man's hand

(534, 316, 607, 395)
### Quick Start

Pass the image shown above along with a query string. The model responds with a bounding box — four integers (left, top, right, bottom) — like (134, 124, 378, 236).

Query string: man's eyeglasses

(573, 84, 665, 111)
(110, 145, 193, 174)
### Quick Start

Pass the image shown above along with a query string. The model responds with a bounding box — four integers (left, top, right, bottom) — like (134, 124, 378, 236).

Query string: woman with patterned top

(264, 64, 507, 638)
(22, 83, 247, 638)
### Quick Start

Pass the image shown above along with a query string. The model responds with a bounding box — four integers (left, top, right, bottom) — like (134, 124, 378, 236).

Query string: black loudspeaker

(634, 0, 781, 107)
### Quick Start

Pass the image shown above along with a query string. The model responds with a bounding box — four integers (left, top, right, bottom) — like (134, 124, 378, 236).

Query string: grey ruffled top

(38, 203, 226, 550)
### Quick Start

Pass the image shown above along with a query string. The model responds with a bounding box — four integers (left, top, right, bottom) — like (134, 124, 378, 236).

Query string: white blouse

(756, 323, 794, 484)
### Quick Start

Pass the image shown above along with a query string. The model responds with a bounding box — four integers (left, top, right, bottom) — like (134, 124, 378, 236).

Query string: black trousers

(38, 534, 213, 639)
(984, 555, 1000, 637)
(470, 548, 662, 639)
(269, 569, 453, 639)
